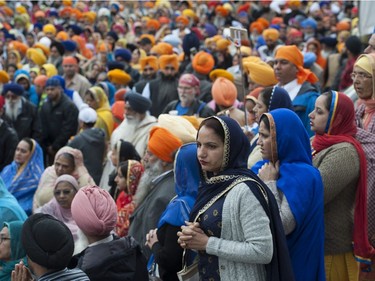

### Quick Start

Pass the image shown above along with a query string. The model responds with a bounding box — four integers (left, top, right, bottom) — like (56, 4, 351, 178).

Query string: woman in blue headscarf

(254, 108, 325, 281)
(0, 179, 27, 227)
(0, 138, 44, 216)
(248, 86, 293, 168)
(145, 143, 200, 281)
(0, 221, 27, 281)
(177, 116, 294, 281)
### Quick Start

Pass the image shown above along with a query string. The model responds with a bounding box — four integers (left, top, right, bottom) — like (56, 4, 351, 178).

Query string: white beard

(5, 98, 22, 121)
(133, 159, 164, 206)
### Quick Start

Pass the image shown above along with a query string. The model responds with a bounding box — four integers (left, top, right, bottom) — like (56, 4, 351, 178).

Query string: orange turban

(336, 21, 351, 32)
(192, 51, 215, 75)
(275, 45, 318, 84)
(34, 10, 45, 18)
(97, 42, 112, 52)
(59, 6, 72, 18)
(8, 41, 28, 56)
(246, 87, 264, 102)
(150, 42, 173, 56)
(257, 17, 270, 28)
(212, 77, 237, 107)
(250, 22, 264, 34)
(72, 35, 87, 51)
(271, 17, 283, 25)
(158, 54, 179, 71)
(139, 34, 155, 46)
(243, 61, 278, 86)
(176, 16, 189, 26)
(62, 56, 78, 65)
(34, 75, 48, 87)
(216, 38, 231, 51)
(209, 69, 234, 83)
(147, 127, 183, 163)
(237, 3, 251, 14)
(159, 16, 170, 25)
(108, 69, 131, 85)
(111, 101, 125, 122)
(140, 56, 158, 71)
(262, 28, 280, 41)
(26, 48, 47, 66)
(1, 6, 13, 16)
(0, 70, 9, 83)
(43, 24, 57, 36)
(287, 0, 301, 8)
(56, 31, 69, 41)
(83, 11, 96, 24)
(115, 89, 126, 101)
(215, 5, 229, 17)
(146, 19, 160, 30)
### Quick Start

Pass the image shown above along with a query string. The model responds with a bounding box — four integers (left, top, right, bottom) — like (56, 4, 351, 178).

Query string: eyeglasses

(351, 71, 372, 80)
(54, 189, 75, 196)
(177, 86, 193, 92)
(0, 236, 10, 244)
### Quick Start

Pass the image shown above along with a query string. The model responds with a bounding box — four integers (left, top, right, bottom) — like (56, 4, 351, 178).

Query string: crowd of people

(1, 0, 375, 281)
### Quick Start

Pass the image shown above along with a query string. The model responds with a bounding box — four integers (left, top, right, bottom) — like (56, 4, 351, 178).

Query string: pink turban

(179, 73, 200, 88)
(71, 185, 117, 236)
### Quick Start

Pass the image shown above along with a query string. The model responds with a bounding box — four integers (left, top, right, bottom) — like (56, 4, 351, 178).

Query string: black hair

(259, 87, 274, 111)
(116, 140, 141, 162)
(321, 91, 333, 111)
(198, 117, 225, 143)
(21, 137, 34, 152)
(260, 114, 271, 131)
(118, 161, 129, 179)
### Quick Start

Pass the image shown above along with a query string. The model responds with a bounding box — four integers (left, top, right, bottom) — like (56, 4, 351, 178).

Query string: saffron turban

(215, 5, 229, 17)
(209, 69, 234, 83)
(192, 51, 215, 75)
(140, 56, 158, 71)
(8, 41, 28, 56)
(148, 127, 183, 163)
(216, 38, 231, 51)
(139, 34, 155, 46)
(275, 45, 318, 84)
(22, 214, 74, 270)
(56, 31, 69, 41)
(158, 114, 198, 144)
(262, 28, 280, 41)
(26, 48, 47, 66)
(111, 101, 125, 121)
(250, 22, 264, 33)
(43, 24, 57, 36)
(107, 69, 131, 85)
(71, 186, 117, 236)
(336, 21, 351, 31)
(34, 75, 48, 87)
(158, 54, 179, 71)
(62, 56, 78, 65)
(83, 11, 96, 24)
(151, 42, 173, 56)
(243, 61, 278, 86)
(0, 70, 9, 83)
(146, 19, 160, 30)
(176, 15, 189, 26)
(212, 77, 237, 107)
(257, 17, 270, 28)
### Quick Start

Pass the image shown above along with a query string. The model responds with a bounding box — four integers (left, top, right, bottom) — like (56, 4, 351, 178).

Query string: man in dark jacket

(68, 106, 105, 185)
(133, 55, 158, 94)
(2, 83, 42, 143)
(40, 77, 78, 165)
(0, 96, 18, 172)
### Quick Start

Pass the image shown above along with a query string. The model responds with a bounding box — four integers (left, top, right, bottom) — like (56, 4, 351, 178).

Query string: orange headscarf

(275, 45, 318, 84)
(147, 127, 183, 163)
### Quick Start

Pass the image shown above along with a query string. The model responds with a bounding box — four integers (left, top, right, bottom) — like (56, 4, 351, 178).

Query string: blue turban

(303, 52, 317, 68)
(114, 48, 132, 62)
(2, 83, 24, 96)
(301, 18, 317, 30)
(62, 40, 78, 52)
(45, 77, 62, 88)
(14, 70, 30, 82)
(68, 24, 83, 35)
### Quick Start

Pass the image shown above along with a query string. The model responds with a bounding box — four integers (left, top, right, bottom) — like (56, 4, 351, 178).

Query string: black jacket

(40, 94, 78, 151)
(0, 120, 18, 172)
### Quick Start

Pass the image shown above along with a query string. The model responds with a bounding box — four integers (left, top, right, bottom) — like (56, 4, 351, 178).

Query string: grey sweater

(205, 182, 273, 281)
(313, 142, 360, 255)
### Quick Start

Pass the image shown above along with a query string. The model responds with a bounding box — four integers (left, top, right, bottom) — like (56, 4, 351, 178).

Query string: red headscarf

(312, 92, 375, 267)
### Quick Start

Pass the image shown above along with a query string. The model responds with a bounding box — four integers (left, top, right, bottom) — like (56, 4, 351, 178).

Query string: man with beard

(142, 54, 180, 117)
(62, 56, 91, 98)
(2, 83, 41, 143)
(258, 28, 283, 62)
(48, 41, 65, 75)
(133, 56, 158, 94)
(128, 127, 182, 259)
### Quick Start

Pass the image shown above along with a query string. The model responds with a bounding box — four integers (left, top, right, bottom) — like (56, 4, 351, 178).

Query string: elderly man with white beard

(100, 92, 157, 190)
(128, 127, 183, 260)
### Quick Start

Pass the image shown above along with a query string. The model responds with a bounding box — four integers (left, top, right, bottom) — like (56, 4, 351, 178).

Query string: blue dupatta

(0, 140, 44, 215)
(0, 179, 27, 226)
(252, 109, 325, 281)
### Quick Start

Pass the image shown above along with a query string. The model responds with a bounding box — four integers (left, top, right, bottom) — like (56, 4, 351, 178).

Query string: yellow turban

(140, 56, 158, 71)
(41, 64, 58, 77)
(150, 42, 173, 56)
(43, 24, 57, 36)
(158, 114, 197, 144)
(181, 115, 201, 130)
(0, 70, 9, 83)
(209, 69, 234, 83)
(158, 54, 179, 71)
(262, 28, 280, 41)
(243, 61, 278, 86)
(212, 77, 237, 107)
(216, 38, 231, 51)
(107, 69, 131, 85)
(148, 127, 183, 163)
(26, 48, 47, 66)
(33, 43, 50, 56)
(242, 56, 261, 65)
(182, 9, 196, 19)
(16, 5, 27, 14)
(139, 34, 155, 46)
(240, 46, 252, 56)
(56, 31, 69, 41)
(83, 11, 96, 24)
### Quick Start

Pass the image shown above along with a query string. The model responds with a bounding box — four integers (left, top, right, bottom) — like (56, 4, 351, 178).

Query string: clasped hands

(177, 221, 208, 251)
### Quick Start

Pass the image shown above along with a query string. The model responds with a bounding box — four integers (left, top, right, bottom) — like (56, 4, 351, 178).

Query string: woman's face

(257, 120, 272, 160)
(308, 95, 329, 135)
(54, 181, 77, 209)
(197, 125, 224, 174)
(111, 147, 118, 166)
(55, 155, 75, 177)
(254, 95, 268, 123)
(0, 227, 11, 261)
(245, 100, 257, 125)
(14, 140, 32, 165)
(8, 53, 18, 64)
(353, 66, 374, 100)
(114, 167, 127, 191)
(84, 93, 98, 110)
(132, 49, 140, 64)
